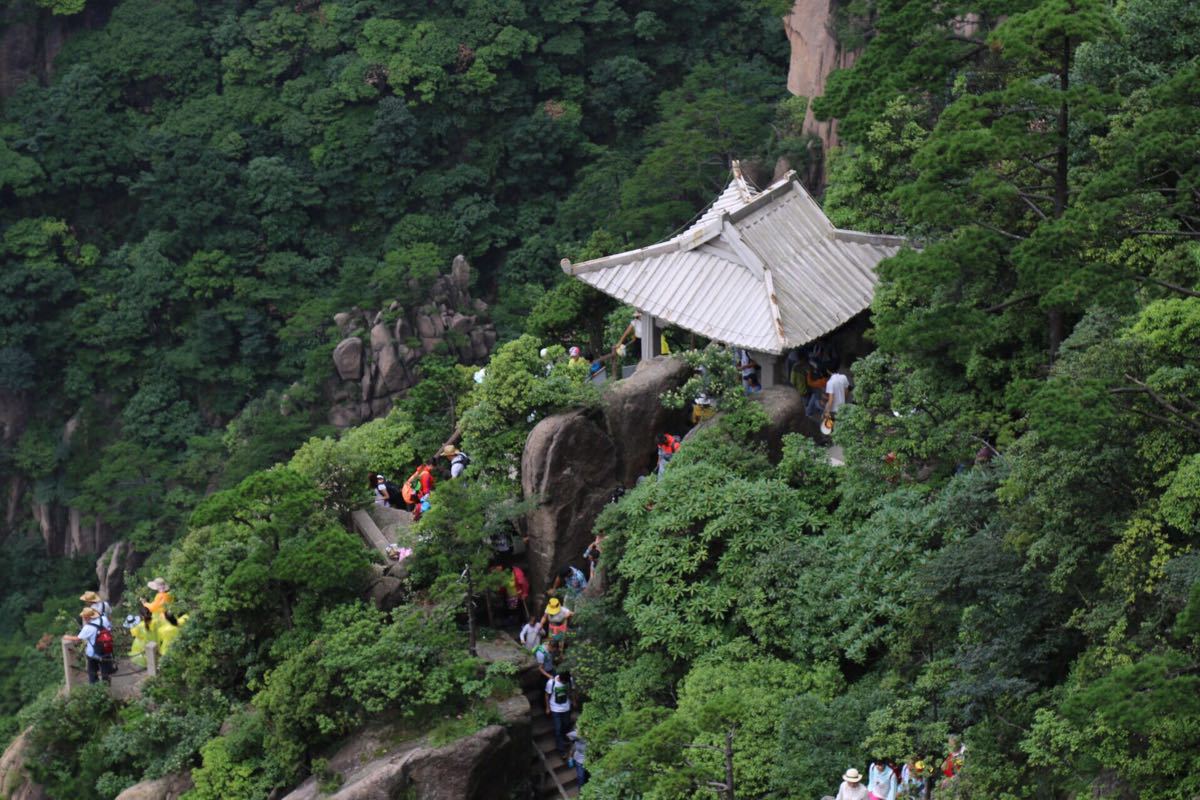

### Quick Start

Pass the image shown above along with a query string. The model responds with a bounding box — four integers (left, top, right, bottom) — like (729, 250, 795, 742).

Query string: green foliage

(20, 686, 120, 800)
(458, 335, 600, 485)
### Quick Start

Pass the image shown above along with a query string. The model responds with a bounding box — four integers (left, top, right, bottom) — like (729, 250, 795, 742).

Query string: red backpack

(90, 622, 114, 658)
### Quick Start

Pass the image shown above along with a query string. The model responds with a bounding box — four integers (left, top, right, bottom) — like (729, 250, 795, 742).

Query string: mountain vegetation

(0, 0, 1198, 797)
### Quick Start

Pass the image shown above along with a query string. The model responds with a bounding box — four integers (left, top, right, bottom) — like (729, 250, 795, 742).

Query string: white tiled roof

(562, 170, 905, 354)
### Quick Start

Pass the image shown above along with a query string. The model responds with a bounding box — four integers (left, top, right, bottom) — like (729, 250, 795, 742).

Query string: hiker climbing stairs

(519, 656, 579, 799)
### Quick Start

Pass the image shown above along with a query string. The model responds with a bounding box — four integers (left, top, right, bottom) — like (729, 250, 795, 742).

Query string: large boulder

(281, 693, 530, 800)
(333, 337, 364, 381)
(753, 385, 821, 461)
(600, 356, 693, 485)
(0, 729, 43, 800)
(521, 410, 619, 598)
(113, 772, 193, 800)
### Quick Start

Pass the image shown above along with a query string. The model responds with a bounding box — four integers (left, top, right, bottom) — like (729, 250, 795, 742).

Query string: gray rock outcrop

(0, 728, 45, 800)
(281, 677, 530, 800)
(520, 356, 691, 595)
(521, 410, 620, 598)
(601, 356, 693, 485)
(326, 255, 497, 428)
(753, 386, 822, 459)
(113, 772, 193, 800)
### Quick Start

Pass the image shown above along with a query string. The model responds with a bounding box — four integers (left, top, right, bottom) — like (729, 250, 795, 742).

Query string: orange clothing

(143, 591, 172, 615)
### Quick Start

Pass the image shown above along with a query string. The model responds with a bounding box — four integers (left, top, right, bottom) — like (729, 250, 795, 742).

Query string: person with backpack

(63, 607, 114, 684)
(79, 591, 112, 630)
(544, 670, 574, 758)
(440, 445, 471, 478)
(656, 432, 680, 478)
(520, 614, 543, 653)
(551, 565, 588, 601)
(372, 474, 391, 507)
(406, 463, 435, 521)
(533, 639, 557, 681)
(567, 727, 588, 788)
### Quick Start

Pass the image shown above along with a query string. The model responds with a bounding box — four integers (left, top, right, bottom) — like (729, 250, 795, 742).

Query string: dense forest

(1, 0, 1199, 797)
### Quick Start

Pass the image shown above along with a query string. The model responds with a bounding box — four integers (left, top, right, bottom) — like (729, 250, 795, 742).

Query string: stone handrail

(61, 638, 156, 695)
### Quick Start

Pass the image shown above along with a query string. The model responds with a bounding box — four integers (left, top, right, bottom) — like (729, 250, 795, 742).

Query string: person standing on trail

(544, 670, 574, 758)
(79, 591, 112, 630)
(440, 445, 470, 479)
(372, 474, 390, 507)
(533, 639, 556, 680)
(143, 578, 173, 616)
(539, 597, 574, 652)
(567, 727, 588, 787)
(835, 768, 869, 800)
(551, 564, 588, 601)
(406, 462, 435, 521)
(867, 759, 897, 800)
(656, 432, 680, 478)
(63, 607, 114, 685)
(520, 614, 542, 652)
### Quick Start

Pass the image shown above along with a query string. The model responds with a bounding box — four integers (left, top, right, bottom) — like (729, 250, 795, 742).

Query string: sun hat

(80, 607, 100, 620)
(569, 346, 581, 357)
(123, 614, 140, 629)
(820, 416, 835, 436)
(80, 590, 101, 603)
(440, 444, 460, 457)
(843, 769, 862, 784)
(147, 578, 170, 593)
(546, 598, 562, 616)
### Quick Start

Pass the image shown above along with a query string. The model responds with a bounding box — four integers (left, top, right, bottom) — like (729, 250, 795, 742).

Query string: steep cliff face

(0, 0, 114, 98)
(783, 0, 858, 187)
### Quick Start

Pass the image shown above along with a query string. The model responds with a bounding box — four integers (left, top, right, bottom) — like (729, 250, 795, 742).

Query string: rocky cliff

(783, 0, 858, 188)
(327, 255, 497, 429)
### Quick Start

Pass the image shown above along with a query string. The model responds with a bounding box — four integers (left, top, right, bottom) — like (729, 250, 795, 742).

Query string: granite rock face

(326, 255, 497, 428)
(521, 410, 620, 598)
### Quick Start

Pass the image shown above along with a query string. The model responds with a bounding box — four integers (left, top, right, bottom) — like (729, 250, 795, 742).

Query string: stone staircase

(351, 504, 414, 556)
(519, 652, 579, 799)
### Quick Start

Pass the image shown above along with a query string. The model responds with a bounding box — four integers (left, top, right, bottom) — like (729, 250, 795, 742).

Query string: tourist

(372, 474, 390, 506)
(124, 611, 152, 669)
(156, 611, 187, 656)
(583, 534, 602, 581)
(534, 639, 557, 680)
(868, 759, 897, 800)
(656, 432, 680, 478)
(744, 374, 762, 395)
(941, 736, 964, 779)
(737, 349, 759, 392)
(805, 362, 831, 417)
(835, 768, 869, 800)
(408, 462, 435, 521)
(511, 562, 530, 617)
(898, 759, 926, 798)
(567, 727, 588, 787)
(539, 597, 574, 651)
(79, 590, 112, 629)
(568, 346, 587, 368)
(823, 365, 851, 420)
(143, 578, 172, 616)
(544, 670, 574, 757)
(62, 607, 114, 685)
(551, 564, 588, 601)
(520, 614, 543, 652)
(440, 445, 470, 479)
(691, 393, 716, 425)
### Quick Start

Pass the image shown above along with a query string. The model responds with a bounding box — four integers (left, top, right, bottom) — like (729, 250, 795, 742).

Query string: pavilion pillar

(637, 313, 663, 363)
(750, 351, 778, 387)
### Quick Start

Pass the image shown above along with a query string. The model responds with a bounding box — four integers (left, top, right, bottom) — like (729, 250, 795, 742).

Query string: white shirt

(450, 455, 467, 479)
(77, 623, 100, 658)
(826, 372, 850, 413)
(835, 782, 869, 800)
(546, 677, 571, 713)
(374, 483, 388, 505)
(519, 622, 542, 651)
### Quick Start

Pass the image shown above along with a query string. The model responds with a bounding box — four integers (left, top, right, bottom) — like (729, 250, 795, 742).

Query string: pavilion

(560, 164, 906, 385)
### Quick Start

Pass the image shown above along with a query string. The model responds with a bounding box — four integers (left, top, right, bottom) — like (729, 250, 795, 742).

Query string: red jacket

(657, 434, 680, 456)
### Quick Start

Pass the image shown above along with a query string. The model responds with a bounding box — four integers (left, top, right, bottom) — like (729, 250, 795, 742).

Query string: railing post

(61, 638, 76, 692)
(145, 641, 158, 677)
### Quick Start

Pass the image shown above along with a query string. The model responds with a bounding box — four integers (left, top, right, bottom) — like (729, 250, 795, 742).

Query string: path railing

(61, 639, 156, 698)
